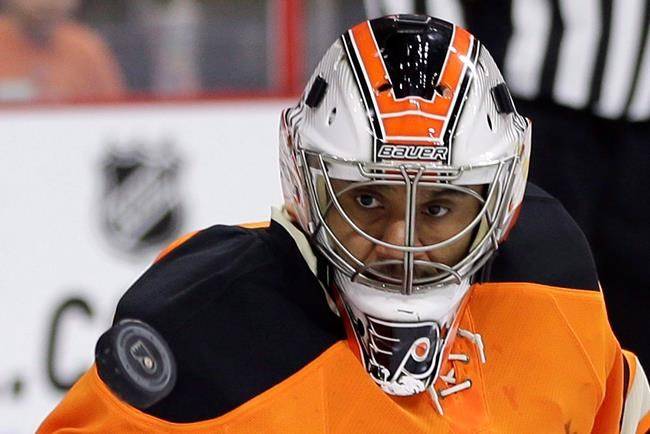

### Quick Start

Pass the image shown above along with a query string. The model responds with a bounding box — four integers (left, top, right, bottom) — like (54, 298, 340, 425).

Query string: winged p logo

(347, 307, 444, 396)
(129, 339, 157, 374)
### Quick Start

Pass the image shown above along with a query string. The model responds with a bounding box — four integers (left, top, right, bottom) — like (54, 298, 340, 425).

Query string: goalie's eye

(423, 204, 449, 218)
(355, 194, 382, 209)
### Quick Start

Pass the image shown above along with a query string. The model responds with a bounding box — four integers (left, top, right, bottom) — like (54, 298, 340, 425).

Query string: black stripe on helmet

(341, 30, 384, 161)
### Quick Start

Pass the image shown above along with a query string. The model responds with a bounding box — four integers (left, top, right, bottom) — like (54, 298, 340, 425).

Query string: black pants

(519, 99, 650, 366)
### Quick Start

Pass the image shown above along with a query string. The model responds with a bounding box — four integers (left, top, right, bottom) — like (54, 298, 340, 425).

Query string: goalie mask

(280, 15, 531, 396)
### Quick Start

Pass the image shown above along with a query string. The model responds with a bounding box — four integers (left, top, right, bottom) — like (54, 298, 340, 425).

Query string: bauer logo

(377, 144, 448, 162)
(100, 142, 183, 254)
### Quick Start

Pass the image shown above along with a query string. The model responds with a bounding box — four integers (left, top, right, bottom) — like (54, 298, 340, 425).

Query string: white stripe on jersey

(505, 0, 553, 99)
(620, 355, 650, 434)
(426, 0, 466, 28)
(596, 0, 647, 118)
(628, 31, 650, 121)
(553, 0, 602, 109)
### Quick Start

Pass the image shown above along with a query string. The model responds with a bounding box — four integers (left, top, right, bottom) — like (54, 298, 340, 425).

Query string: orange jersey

(37, 284, 649, 433)
(39, 187, 650, 433)
(0, 16, 124, 101)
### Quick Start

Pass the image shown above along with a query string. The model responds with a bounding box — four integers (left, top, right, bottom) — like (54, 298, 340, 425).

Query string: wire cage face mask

(299, 150, 519, 295)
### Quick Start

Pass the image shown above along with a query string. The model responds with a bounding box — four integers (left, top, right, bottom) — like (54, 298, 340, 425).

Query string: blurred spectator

(0, 0, 124, 101)
(140, 0, 200, 95)
(76, 0, 271, 95)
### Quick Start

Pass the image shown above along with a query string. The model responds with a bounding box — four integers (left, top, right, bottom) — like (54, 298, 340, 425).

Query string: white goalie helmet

(279, 15, 531, 396)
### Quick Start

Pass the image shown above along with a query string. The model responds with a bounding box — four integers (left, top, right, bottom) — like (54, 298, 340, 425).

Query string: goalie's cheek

(423, 232, 475, 267)
(328, 223, 375, 262)
(413, 217, 477, 267)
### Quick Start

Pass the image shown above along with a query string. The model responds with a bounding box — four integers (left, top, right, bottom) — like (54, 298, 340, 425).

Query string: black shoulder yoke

(487, 183, 600, 291)
(114, 221, 343, 422)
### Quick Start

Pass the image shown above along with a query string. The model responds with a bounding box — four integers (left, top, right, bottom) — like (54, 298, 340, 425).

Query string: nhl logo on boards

(100, 142, 183, 254)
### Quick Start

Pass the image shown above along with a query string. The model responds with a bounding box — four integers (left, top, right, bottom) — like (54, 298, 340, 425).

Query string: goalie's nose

(374, 219, 428, 261)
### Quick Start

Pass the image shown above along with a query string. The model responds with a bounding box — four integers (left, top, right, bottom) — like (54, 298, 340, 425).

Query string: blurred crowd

(0, 0, 267, 101)
(0, 0, 124, 101)
(0, 0, 364, 101)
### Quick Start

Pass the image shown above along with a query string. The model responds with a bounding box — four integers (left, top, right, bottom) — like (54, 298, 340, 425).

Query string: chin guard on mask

(331, 271, 471, 396)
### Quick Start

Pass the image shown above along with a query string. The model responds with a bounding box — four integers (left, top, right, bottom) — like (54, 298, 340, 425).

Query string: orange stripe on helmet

(436, 26, 473, 119)
(349, 21, 473, 141)
(382, 115, 445, 140)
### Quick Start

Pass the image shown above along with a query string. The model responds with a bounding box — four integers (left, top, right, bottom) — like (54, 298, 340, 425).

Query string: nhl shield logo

(101, 143, 183, 253)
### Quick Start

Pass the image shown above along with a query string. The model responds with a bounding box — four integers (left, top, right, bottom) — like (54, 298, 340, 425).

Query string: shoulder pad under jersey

(487, 182, 599, 291)
(113, 221, 343, 422)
